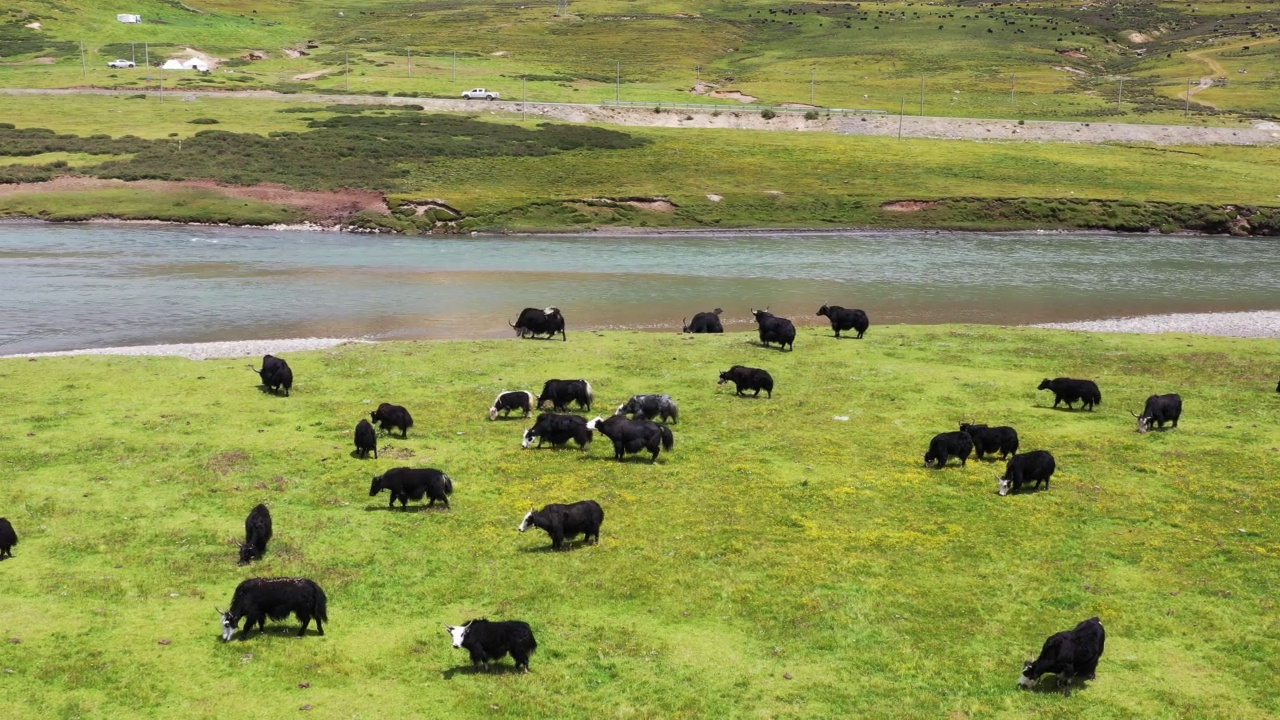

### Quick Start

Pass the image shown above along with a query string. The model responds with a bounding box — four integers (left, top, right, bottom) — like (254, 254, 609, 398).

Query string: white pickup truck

(461, 87, 499, 100)
(107, 59, 136, 69)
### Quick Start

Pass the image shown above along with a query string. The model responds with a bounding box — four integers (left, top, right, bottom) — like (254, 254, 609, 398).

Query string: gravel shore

(3, 337, 368, 361)
(1033, 311, 1280, 338)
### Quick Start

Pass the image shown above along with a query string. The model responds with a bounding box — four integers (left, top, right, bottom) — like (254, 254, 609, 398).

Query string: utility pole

(1185, 78, 1191, 117)
(522, 77, 527, 112)
(79, 41, 86, 77)
(1117, 77, 1123, 111)
(345, 52, 350, 91)
(407, 48, 412, 77)
(920, 74, 925, 116)
(159, 65, 163, 103)
(1011, 74, 1016, 105)
(131, 42, 136, 65)
(898, 97, 904, 140)
(615, 62, 620, 102)
(452, 51, 456, 83)
(144, 43, 149, 70)
(810, 67, 815, 105)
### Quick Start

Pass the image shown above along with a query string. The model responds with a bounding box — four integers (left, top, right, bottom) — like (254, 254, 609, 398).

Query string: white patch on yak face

(543, 307, 556, 316)
(447, 624, 468, 648)
(586, 416, 603, 430)
(519, 511, 534, 532)
(1018, 672, 1036, 689)
(1137, 416, 1152, 434)
(489, 406, 500, 421)
(521, 429, 536, 449)
(998, 477, 1013, 496)
(220, 612, 238, 642)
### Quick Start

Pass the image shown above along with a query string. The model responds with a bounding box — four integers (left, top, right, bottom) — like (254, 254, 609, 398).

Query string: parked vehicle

(461, 87, 499, 100)
(107, 59, 136, 69)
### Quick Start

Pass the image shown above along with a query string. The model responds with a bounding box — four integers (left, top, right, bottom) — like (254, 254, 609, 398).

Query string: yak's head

(585, 416, 606, 431)
(1036, 379, 1053, 391)
(1131, 411, 1153, 434)
(518, 506, 536, 532)
(749, 307, 771, 323)
(681, 318, 689, 333)
(445, 622, 470, 648)
(816, 304, 830, 317)
(544, 307, 561, 319)
(993, 474, 1013, 497)
(717, 372, 731, 385)
(369, 475, 385, 497)
(1018, 661, 1038, 689)
(489, 404, 500, 421)
(923, 452, 937, 468)
(218, 608, 239, 642)
(712, 308, 723, 316)
(237, 543, 256, 566)
(615, 401, 632, 417)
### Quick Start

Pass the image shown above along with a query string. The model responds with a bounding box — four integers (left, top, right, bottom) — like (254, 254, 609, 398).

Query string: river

(1, 222, 1278, 355)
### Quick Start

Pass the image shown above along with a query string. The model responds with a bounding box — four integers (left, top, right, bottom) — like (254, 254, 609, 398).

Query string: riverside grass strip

(0, 326, 1277, 718)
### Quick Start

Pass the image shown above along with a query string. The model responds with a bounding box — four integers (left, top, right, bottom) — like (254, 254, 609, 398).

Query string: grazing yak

(446, 619, 538, 672)
(522, 413, 593, 449)
(1037, 377, 1102, 411)
(683, 308, 724, 334)
(238, 504, 273, 565)
(370, 467, 454, 510)
(587, 415, 674, 462)
(718, 365, 774, 398)
(510, 307, 566, 341)
(1019, 617, 1105, 694)
(249, 354, 293, 396)
(489, 390, 536, 421)
(370, 403, 414, 438)
(219, 577, 327, 641)
(537, 379, 594, 412)
(519, 500, 604, 550)
(0, 517, 16, 559)
(354, 419, 378, 459)
(816, 305, 870, 339)
(958, 423, 1019, 460)
(1132, 393, 1182, 433)
(998, 450, 1056, 496)
(924, 431, 974, 468)
(616, 394, 680, 424)
(750, 308, 796, 351)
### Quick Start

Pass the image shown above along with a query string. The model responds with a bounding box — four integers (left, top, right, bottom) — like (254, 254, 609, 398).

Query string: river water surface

(1, 223, 1278, 355)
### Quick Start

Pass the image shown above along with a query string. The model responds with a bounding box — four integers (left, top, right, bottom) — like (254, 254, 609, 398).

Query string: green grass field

(3, 1, 1280, 122)
(2, 327, 1278, 718)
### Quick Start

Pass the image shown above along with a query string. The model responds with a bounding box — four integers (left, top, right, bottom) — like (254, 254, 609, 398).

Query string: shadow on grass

(362, 504, 450, 513)
(441, 663, 529, 680)
(348, 450, 378, 460)
(1036, 404, 1097, 412)
(232, 625, 325, 641)
(576, 453, 664, 464)
(1025, 677, 1095, 696)
(518, 538, 597, 553)
(255, 384, 289, 397)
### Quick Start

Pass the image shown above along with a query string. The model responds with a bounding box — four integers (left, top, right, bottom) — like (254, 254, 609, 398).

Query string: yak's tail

(313, 583, 329, 623)
(660, 425, 674, 451)
(442, 474, 454, 496)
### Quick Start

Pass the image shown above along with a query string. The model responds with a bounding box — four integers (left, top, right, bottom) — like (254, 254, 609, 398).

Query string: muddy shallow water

(1, 223, 1278, 354)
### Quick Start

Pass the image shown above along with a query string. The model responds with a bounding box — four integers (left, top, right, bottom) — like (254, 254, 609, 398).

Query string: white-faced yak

(521, 413, 593, 449)
(490, 390, 536, 421)
(219, 577, 327, 641)
(998, 450, 1056, 496)
(518, 500, 604, 550)
(1132, 393, 1182, 433)
(1019, 617, 1105, 695)
(446, 619, 538, 672)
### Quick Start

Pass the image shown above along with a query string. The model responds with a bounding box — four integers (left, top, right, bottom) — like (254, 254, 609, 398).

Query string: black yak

(537, 379, 594, 412)
(446, 619, 538, 672)
(1019, 617, 1105, 694)
(1132, 394, 1182, 433)
(816, 305, 870, 339)
(518, 500, 604, 550)
(998, 450, 1056, 496)
(371, 403, 414, 438)
(370, 467, 453, 510)
(238, 503, 273, 565)
(0, 517, 16, 559)
(683, 308, 724, 334)
(718, 365, 773, 398)
(1037, 377, 1101, 411)
(522, 413, 593, 449)
(490, 390, 536, 421)
(510, 307, 566, 341)
(354, 418, 378, 459)
(587, 415, 674, 462)
(958, 423, 1019, 460)
(615, 394, 680, 424)
(248, 354, 293, 396)
(750, 308, 796, 351)
(219, 577, 327, 641)
(924, 431, 973, 468)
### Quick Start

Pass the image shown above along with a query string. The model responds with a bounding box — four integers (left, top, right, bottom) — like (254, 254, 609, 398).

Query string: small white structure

(161, 58, 209, 71)
(116, 13, 142, 23)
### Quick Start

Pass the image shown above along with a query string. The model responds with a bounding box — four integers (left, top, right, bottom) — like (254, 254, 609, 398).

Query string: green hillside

(3, 1, 1280, 121)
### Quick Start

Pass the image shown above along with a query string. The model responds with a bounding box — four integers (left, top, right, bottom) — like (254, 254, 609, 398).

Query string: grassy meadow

(1, 327, 1278, 718)
(3, 1, 1280, 122)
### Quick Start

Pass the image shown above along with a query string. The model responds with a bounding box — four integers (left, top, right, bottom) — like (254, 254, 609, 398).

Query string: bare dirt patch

(1127, 32, 1153, 44)
(173, 47, 223, 71)
(1054, 66, 1088, 76)
(624, 198, 676, 212)
(882, 200, 941, 212)
(282, 48, 309, 59)
(780, 102, 819, 109)
(1060, 50, 1088, 59)
(206, 451, 251, 476)
(0, 177, 389, 223)
(708, 90, 757, 103)
(292, 69, 332, 81)
(23, 21, 41, 29)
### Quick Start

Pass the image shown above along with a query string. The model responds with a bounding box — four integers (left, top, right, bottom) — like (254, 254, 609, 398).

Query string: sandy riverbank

(4, 337, 369, 361)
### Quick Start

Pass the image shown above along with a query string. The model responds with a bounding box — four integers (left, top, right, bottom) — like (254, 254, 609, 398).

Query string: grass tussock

(1, 326, 1278, 718)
